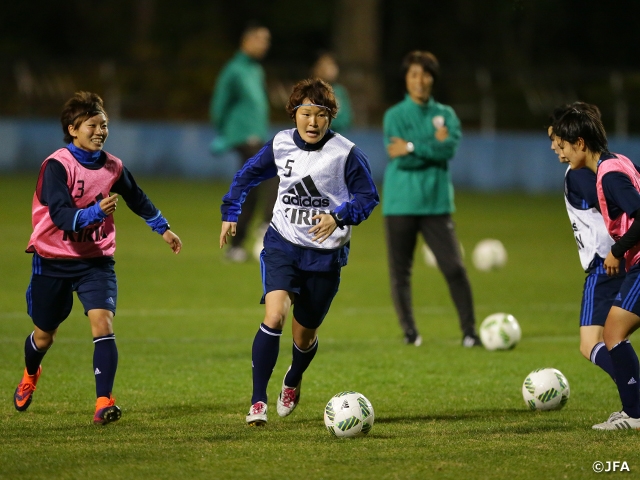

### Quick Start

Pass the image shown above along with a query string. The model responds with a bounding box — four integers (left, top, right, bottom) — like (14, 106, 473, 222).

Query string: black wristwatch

(330, 212, 345, 230)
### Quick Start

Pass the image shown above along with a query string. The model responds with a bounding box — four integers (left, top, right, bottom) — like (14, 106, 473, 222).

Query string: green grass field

(1, 175, 638, 479)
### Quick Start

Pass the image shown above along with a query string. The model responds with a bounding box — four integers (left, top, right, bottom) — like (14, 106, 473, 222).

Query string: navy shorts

(260, 248, 341, 329)
(580, 267, 625, 327)
(26, 265, 118, 331)
(613, 264, 640, 317)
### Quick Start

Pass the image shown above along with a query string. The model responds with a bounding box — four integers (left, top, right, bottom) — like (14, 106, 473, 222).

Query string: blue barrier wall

(3, 117, 640, 192)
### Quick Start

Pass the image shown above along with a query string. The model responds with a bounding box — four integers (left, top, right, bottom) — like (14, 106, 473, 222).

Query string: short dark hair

(241, 22, 268, 41)
(548, 102, 602, 141)
(553, 107, 608, 154)
(402, 51, 440, 82)
(60, 91, 107, 143)
(549, 101, 601, 126)
(285, 78, 338, 122)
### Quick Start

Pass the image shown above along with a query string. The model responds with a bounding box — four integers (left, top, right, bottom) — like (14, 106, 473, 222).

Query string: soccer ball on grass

(324, 391, 374, 438)
(472, 239, 507, 271)
(479, 313, 521, 350)
(522, 368, 570, 411)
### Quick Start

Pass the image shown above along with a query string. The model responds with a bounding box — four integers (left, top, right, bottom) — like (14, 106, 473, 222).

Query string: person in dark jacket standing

(210, 24, 277, 262)
(382, 51, 479, 348)
(311, 52, 353, 133)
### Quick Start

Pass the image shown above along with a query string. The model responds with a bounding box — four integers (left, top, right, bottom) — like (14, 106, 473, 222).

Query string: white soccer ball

(522, 368, 570, 411)
(252, 236, 264, 262)
(422, 242, 465, 268)
(479, 312, 522, 350)
(472, 239, 507, 271)
(252, 223, 269, 262)
(324, 391, 374, 438)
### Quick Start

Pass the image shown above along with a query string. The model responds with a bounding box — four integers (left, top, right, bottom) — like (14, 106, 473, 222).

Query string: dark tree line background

(2, 0, 640, 132)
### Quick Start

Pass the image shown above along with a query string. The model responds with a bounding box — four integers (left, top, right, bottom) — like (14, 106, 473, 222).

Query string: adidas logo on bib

(282, 175, 330, 208)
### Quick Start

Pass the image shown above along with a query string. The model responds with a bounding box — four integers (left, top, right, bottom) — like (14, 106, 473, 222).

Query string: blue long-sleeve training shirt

(221, 130, 379, 270)
(33, 149, 168, 276)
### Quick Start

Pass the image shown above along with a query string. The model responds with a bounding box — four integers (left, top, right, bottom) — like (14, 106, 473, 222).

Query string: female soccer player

(14, 91, 182, 425)
(548, 102, 623, 383)
(553, 107, 640, 430)
(219, 78, 379, 426)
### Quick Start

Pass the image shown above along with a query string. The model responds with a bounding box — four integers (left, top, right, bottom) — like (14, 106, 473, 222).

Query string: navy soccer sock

(93, 334, 118, 398)
(285, 338, 318, 388)
(590, 342, 616, 382)
(609, 340, 640, 418)
(24, 332, 47, 375)
(251, 323, 282, 405)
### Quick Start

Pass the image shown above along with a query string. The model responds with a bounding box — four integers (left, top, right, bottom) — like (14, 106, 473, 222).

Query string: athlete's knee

(33, 329, 56, 350)
(263, 311, 287, 329)
(89, 310, 114, 337)
(294, 332, 317, 351)
(579, 341, 596, 360)
(602, 322, 629, 349)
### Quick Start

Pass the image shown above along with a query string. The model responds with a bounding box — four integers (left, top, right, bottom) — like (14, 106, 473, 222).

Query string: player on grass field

(553, 107, 640, 430)
(548, 102, 623, 383)
(219, 78, 379, 426)
(14, 91, 182, 425)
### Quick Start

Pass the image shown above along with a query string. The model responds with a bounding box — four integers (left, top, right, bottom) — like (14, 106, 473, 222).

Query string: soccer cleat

(14, 366, 42, 412)
(93, 395, 122, 425)
(246, 401, 268, 426)
(404, 330, 422, 346)
(276, 367, 301, 417)
(592, 411, 640, 430)
(462, 334, 482, 348)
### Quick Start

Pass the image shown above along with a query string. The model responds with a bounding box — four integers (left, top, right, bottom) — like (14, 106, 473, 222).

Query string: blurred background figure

(311, 52, 353, 133)
(382, 50, 480, 348)
(209, 23, 278, 262)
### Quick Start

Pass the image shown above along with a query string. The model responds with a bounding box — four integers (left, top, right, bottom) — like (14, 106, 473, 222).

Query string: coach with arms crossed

(382, 50, 480, 348)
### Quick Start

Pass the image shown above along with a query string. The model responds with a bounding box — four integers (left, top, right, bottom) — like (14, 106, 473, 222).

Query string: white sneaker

(226, 246, 248, 263)
(246, 401, 267, 426)
(276, 367, 301, 417)
(403, 330, 422, 346)
(592, 410, 640, 430)
(462, 334, 482, 348)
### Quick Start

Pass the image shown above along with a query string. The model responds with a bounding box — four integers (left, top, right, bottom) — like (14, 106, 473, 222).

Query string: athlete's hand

(163, 230, 182, 254)
(220, 221, 237, 248)
(309, 214, 337, 244)
(604, 251, 621, 277)
(100, 194, 118, 215)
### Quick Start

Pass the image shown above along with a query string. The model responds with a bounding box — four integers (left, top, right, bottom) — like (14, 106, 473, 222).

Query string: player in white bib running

(219, 78, 379, 426)
(553, 106, 640, 430)
(548, 102, 623, 383)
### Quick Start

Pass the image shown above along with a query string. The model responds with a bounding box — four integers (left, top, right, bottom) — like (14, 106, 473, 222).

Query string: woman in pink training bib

(13, 91, 182, 425)
(553, 107, 640, 430)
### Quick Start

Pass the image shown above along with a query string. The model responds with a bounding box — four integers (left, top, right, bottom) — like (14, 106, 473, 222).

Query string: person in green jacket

(382, 50, 480, 348)
(311, 52, 353, 133)
(210, 24, 278, 262)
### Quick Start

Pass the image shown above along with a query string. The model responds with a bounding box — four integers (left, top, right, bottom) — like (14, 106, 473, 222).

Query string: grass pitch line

(0, 302, 579, 320)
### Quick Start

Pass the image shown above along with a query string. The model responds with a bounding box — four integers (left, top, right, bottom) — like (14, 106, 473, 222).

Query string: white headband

(293, 103, 330, 111)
